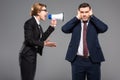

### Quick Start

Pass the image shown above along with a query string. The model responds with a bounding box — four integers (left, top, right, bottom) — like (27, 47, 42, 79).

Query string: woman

(19, 2, 57, 80)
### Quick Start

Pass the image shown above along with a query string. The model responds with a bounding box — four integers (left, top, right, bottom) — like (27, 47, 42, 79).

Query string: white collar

(33, 16, 40, 25)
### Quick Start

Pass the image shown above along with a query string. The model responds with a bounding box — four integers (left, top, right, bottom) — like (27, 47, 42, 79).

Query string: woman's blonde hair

(30, 2, 47, 16)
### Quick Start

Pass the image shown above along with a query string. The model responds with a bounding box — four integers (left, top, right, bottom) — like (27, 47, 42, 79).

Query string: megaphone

(48, 12, 64, 21)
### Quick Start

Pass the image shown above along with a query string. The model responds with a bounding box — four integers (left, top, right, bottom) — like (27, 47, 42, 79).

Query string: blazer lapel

(38, 25, 43, 38)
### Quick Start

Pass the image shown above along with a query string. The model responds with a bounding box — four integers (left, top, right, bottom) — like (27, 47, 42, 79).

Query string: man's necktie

(83, 21, 88, 57)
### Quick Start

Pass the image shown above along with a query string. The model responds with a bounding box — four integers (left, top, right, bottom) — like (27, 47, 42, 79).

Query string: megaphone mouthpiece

(48, 14, 52, 19)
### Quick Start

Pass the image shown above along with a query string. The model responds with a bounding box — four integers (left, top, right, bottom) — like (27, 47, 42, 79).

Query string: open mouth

(45, 15, 47, 18)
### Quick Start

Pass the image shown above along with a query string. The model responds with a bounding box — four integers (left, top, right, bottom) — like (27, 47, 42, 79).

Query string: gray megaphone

(48, 12, 64, 21)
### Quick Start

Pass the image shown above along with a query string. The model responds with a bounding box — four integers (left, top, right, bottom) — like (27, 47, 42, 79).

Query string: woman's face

(39, 6, 48, 21)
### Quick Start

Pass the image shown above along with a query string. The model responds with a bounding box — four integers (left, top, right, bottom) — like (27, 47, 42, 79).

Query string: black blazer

(19, 17, 54, 63)
(62, 15, 108, 63)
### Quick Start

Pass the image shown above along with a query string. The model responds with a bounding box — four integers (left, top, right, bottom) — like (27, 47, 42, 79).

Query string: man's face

(79, 7, 91, 21)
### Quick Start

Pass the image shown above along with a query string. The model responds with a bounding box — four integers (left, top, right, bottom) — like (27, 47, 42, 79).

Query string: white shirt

(77, 20, 89, 56)
(33, 16, 42, 38)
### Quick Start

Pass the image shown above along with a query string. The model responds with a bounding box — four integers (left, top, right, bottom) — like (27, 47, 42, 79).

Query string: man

(62, 3, 108, 80)
(19, 2, 57, 80)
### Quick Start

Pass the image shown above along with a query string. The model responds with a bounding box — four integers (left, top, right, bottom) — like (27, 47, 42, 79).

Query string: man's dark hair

(78, 3, 91, 10)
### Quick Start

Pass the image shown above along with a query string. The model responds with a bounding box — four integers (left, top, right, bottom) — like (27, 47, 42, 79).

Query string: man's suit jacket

(19, 17, 54, 63)
(62, 15, 108, 63)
